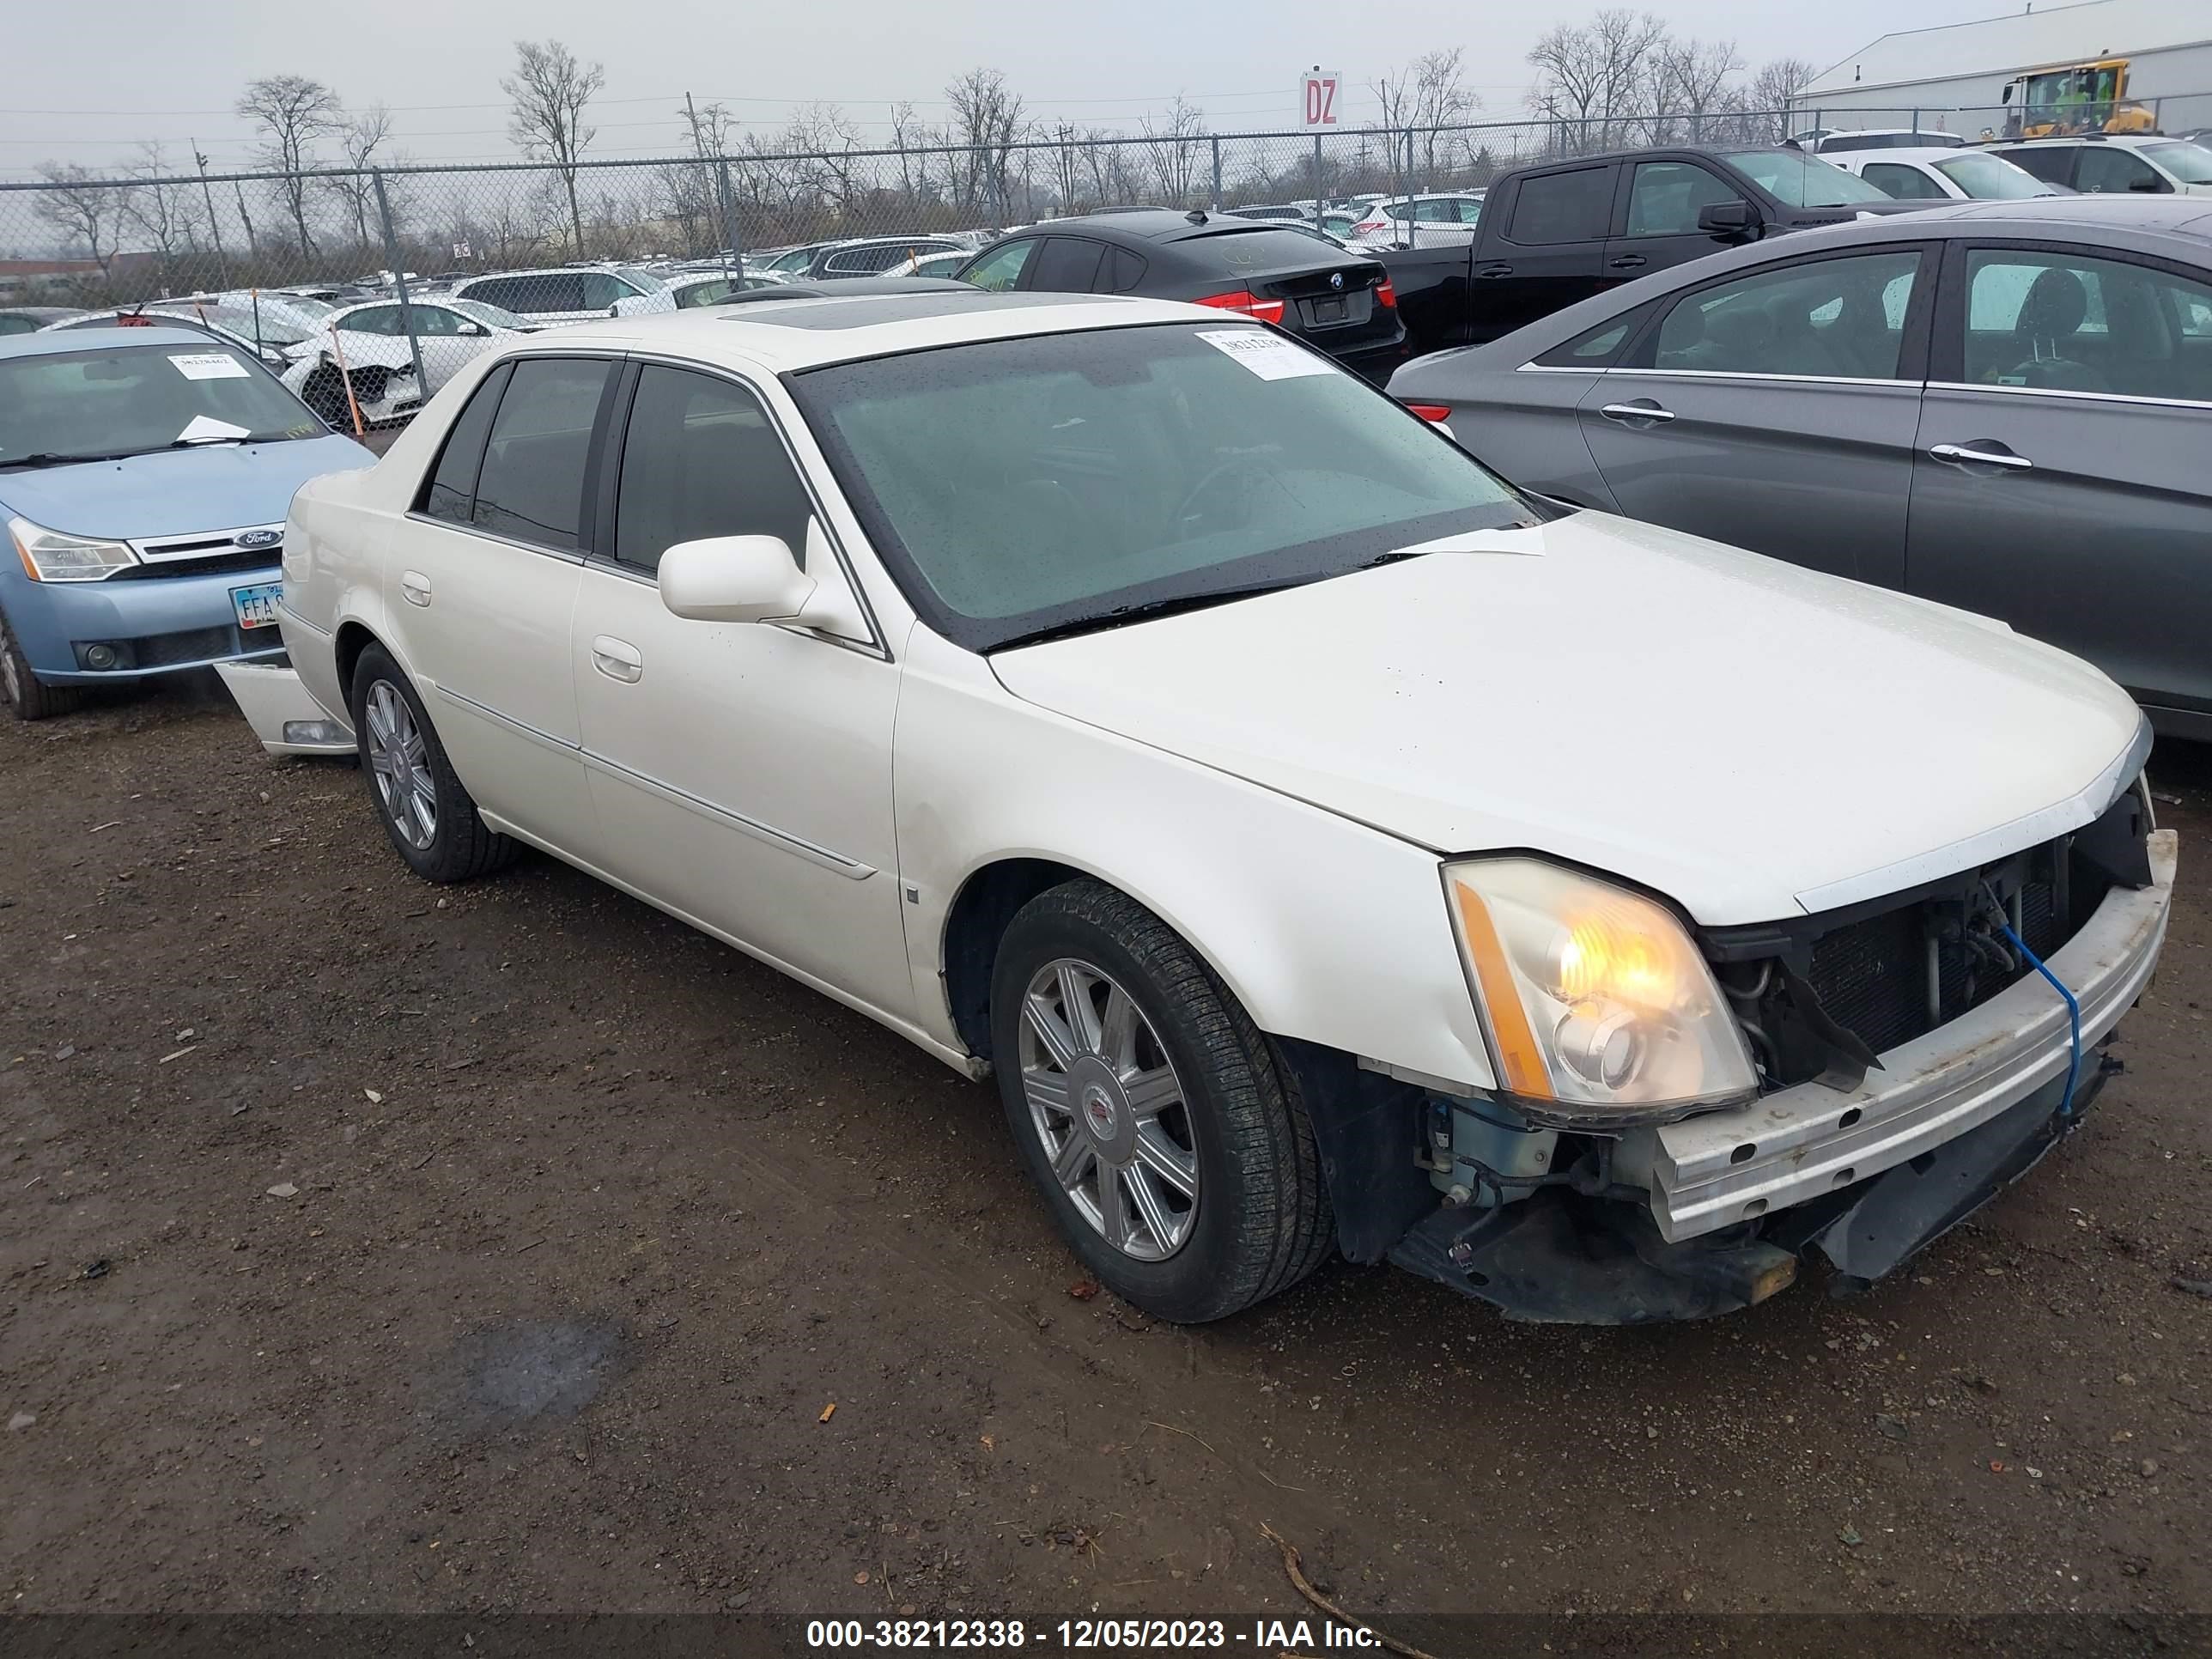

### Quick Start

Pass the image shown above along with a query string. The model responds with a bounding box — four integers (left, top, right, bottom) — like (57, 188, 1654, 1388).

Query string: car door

(1906, 240, 2212, 717)
(1607, 159, 1759, 280)
(1577, 245, 1933, 585)
(390, 356, 611, 860)
(1475, 163, 1616, 341)
(570, 361, 911, 1015)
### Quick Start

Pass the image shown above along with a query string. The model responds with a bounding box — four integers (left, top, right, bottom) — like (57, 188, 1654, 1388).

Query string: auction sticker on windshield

(1196, 329, 1336, 381)
(169, 353, 251, 380)
(231, 582, 282, 630)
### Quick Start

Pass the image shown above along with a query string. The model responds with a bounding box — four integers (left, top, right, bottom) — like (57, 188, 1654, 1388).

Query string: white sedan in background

(1826, 145, 2067, 201)
(278, 296, 538, 428)
(253, 292, 2172, 1327)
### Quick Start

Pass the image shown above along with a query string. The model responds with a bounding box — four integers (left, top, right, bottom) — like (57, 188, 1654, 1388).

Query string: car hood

(0, 433, 373, 540)
(988, 513, 2145, 926)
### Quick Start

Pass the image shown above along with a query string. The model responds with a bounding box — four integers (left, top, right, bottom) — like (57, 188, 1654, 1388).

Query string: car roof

(1838, 147, 1995, 167)
(0, 325, 228, 360)
(492, 289, 1216, 374)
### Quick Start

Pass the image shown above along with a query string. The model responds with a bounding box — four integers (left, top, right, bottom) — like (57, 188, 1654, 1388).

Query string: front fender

(892, 627, 1497, 1095)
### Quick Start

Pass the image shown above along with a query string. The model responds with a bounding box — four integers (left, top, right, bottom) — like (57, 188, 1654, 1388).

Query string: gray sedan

(1390, 197, 2212, 738)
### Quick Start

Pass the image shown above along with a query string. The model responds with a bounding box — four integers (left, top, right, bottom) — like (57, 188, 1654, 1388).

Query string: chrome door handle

(1601, 402, 1676, 423)
(1929, 442, 2033, 470)
(591, 635, 642, 684)
(399, 570, 430, 606)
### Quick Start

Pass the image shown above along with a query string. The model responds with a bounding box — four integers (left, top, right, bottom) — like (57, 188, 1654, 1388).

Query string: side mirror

(660, 534, 817, 625)
(1698, 199, 1759, 234)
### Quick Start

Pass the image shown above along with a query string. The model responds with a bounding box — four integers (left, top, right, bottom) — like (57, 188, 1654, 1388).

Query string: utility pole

(191, 143, 228, 274)
(684, 91, 731, 268)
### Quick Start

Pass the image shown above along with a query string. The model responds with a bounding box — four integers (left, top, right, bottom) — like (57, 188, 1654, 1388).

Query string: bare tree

(235, 74, 343, 254)
(944, 68, 1024, 222)
(1407, 48, 1479, 179)
(1745, 57, 1820, 141)
(1527, 9, 1670, 153)
(31, 162, 125, 284)
(121, 143, 204, 287)
(1650, 38, 1743, 143)
(503, 39, 605, 257)
(1139, 96, 1208, 207)
(324, 104, 395, 252)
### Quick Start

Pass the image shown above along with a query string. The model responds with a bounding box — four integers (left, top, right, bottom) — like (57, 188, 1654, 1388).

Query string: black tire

(989, 878, 1333, 1322)
(300, 365, 351, 430)
(0, 608, 85, 722)
(348, 643, 518, 883)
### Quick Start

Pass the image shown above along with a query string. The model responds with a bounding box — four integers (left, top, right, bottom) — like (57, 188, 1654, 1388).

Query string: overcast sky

(2, 0, 2008, 179)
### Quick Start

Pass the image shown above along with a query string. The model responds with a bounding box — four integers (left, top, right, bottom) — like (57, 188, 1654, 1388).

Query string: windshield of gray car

(790, 322, 1535, 651)
(1723, 149, 1896, 206)
(0, 343, 319, 467)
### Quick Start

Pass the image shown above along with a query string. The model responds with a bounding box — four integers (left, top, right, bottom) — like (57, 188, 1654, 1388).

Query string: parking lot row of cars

(0, 132, 2197, 1326)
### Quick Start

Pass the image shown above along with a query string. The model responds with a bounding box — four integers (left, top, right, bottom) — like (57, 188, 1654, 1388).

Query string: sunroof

(724, 291, 1103, 330)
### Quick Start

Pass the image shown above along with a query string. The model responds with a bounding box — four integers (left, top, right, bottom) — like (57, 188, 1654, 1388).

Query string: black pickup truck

(1382, 146, 1929, 358)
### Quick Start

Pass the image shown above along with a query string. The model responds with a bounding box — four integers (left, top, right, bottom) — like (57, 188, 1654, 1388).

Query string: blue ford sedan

(0, 327, 371, 720)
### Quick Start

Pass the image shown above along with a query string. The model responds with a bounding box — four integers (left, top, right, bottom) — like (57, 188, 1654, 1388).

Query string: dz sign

(1300, 70, 1343, 129)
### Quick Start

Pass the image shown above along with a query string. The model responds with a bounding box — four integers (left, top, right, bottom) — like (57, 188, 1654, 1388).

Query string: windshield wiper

(989, 577, 1319, 651)
(0, 450, 132, 471)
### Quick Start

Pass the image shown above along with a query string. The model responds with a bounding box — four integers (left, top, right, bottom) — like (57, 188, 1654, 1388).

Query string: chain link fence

(5, 99, 2206, 428)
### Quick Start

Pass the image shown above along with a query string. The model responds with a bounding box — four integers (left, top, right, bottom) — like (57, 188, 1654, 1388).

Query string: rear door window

(1506, 167, 1614, 245)
(1998, 146, 2077, 187)
(420, 364, 511, 525)
(1649, 252, 1924, 380)
(470, 358, 613, 551)
(1028, 237, 1107, 291)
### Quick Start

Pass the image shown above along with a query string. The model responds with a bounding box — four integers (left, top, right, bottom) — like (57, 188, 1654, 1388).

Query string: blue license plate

(232, 581, 283, 630)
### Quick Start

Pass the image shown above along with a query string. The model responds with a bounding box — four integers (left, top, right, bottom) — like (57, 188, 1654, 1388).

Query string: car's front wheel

(349, 644, 517, 883)
(0, 608, 84, 722)
(989, 878, 1333, 1322)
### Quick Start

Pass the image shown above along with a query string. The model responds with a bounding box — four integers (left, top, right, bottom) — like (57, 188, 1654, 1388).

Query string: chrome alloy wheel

(1018, 957, 1199, 1261)
(363, 679, 436, 850)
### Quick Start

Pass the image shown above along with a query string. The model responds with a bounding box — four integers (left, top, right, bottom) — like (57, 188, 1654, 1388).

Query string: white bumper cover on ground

(1650, 830, 2177, 1242)
(212, 659, 355, 756)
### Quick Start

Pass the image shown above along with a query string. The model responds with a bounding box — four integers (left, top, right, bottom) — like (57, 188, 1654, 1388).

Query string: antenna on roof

(1187, 210, 1208, 224)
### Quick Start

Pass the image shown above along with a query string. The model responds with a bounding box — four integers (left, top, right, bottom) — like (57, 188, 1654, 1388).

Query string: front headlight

(1443, 857, 1756, 1125)
(9, 516, 137, 582)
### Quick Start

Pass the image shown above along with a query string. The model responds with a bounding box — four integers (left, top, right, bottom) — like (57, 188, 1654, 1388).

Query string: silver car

(1389, 197, 2212, 738)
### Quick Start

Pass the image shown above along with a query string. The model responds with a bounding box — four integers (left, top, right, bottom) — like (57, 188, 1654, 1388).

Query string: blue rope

(1983, 882, 2083, 1121)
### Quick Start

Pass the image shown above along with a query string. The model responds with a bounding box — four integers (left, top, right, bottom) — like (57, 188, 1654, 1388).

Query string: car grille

(1804, 878, 2062, 1057)
(1702, 785, 2148, 1091)
(112, 549, 279, 580)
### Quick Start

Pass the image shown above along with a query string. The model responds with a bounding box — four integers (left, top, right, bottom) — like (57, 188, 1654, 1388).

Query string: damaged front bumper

(1390, 830, 2176, 1323)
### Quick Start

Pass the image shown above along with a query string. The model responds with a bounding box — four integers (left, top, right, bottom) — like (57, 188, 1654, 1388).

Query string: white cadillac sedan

(267, 290, 2175, 1325)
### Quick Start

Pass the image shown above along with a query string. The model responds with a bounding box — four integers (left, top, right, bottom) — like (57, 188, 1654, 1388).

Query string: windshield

(0, 342, 318, 466)
(449, 298, 531, 330)
(2144, 141, 2212, 184)
(1933, 151, 2058, 198)
(790, 322, 1531, 651)
(1723, 149, 1895, 206)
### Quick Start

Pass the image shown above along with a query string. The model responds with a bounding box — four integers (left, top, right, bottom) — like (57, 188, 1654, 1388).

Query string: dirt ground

(2, 675, 2208, 1649)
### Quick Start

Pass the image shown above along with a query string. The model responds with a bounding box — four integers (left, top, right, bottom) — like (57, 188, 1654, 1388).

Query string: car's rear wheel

(989, 878, 1333, 1322)
(0, 608, 84, 722)
(349, 644, 517, 883)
